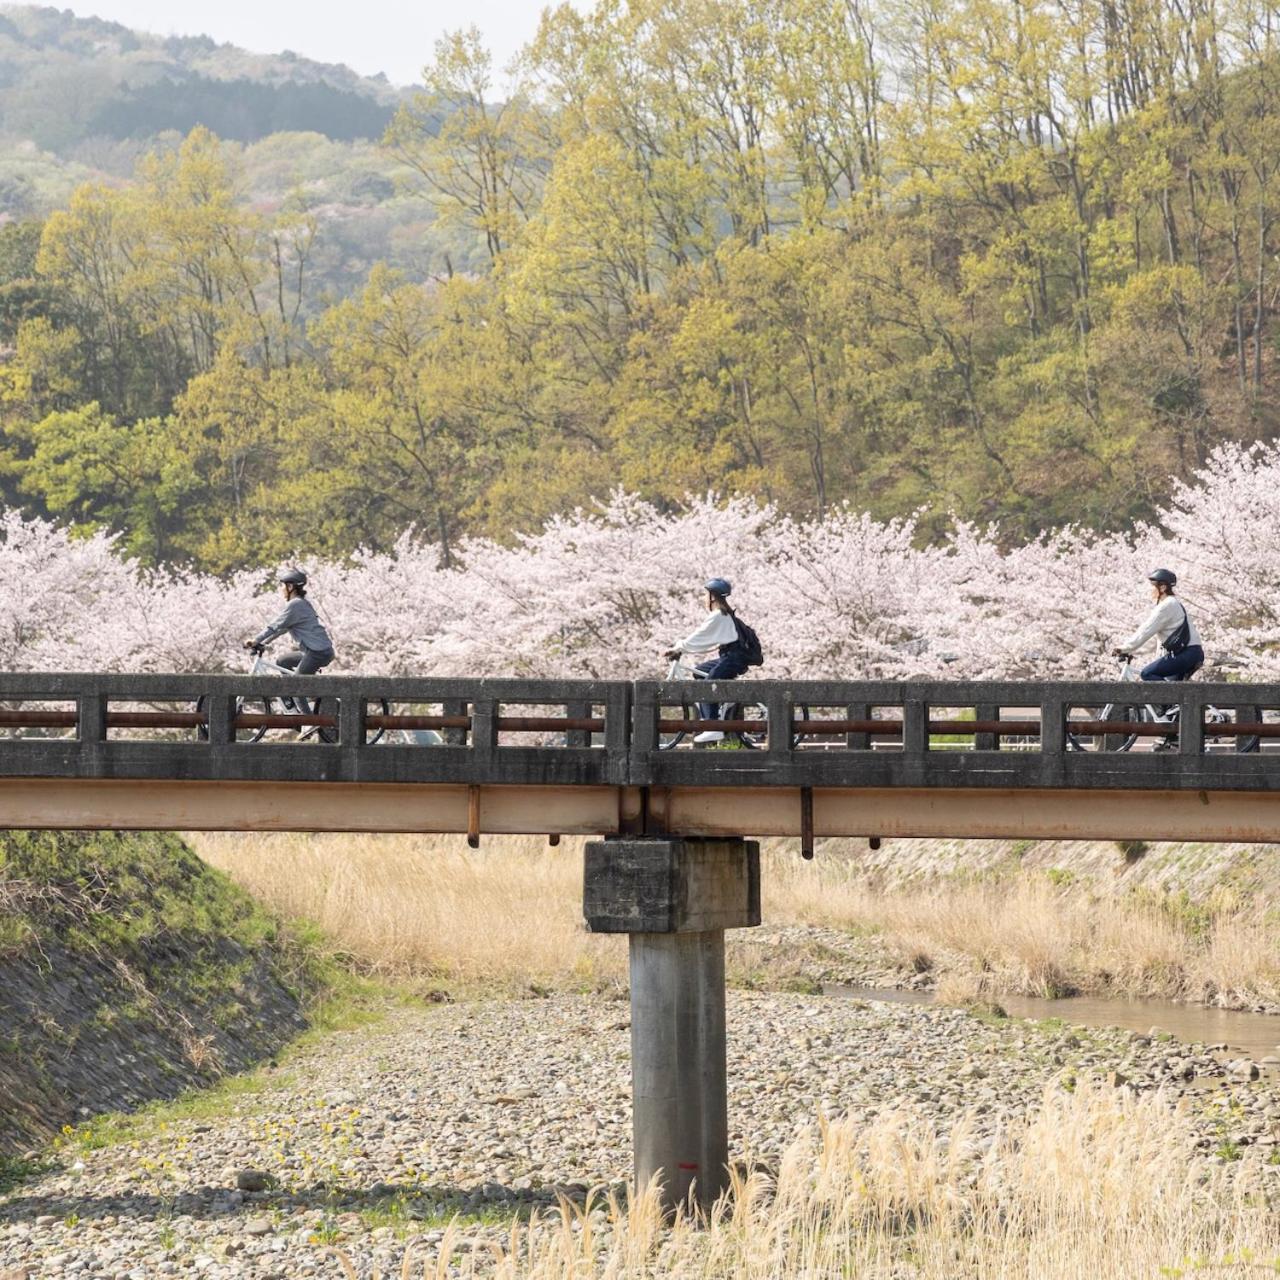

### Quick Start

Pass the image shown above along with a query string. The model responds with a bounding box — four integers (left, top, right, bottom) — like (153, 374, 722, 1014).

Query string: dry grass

(193, 832, 1280, 1005)
(768, 853, 1280, 1004)
(193, 832, 625, 995)
(326, 1082, 1280, 1278)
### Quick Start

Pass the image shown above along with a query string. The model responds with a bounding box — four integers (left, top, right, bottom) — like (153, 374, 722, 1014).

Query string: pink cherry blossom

(2, 447, 1276, 682)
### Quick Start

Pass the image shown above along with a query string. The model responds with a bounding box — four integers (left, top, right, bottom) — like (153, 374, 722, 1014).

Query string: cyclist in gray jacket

(245, 568, 336, 674)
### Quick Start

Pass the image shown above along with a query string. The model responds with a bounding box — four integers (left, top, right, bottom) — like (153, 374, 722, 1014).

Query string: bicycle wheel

(365, 698, 390, 746)
(313, 695, 340, 745)
(733, 700, 763, 749)
(791, 703, 812, 749)
(1067, 703, 1138, 753)
(737, 701, 810, 750)
(195, 695, 271, 744)
(658, 697, 691, 750)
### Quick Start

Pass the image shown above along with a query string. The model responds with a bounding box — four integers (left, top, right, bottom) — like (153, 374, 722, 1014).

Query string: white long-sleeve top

(675, 610, 738, 654)
(1119, 596, 1202, 654)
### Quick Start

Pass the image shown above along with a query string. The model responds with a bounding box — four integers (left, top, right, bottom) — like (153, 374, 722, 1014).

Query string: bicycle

(195, 648, 389, 745)
(1067, 654, 1259, 753)
(657, 656, 809, 750)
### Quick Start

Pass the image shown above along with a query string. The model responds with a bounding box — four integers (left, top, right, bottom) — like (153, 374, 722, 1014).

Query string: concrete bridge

(2, 671, 1278, 1212)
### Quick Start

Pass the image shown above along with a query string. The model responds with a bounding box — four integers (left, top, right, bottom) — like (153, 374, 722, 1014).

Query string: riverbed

(4, 990, 1280, 1277)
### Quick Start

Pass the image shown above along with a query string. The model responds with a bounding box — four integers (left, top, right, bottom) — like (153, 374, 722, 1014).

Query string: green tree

(387, 28, 542, 261)
(15, 404, 195, 561)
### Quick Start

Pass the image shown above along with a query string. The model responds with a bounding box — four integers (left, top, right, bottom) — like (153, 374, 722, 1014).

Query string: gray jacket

(253, 597, 334, 654)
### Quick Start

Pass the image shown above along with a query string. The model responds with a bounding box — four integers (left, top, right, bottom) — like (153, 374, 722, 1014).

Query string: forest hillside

(1, 0, 1279, 571)
(0, 5, 470, 286)
(0, 3, 404, 153)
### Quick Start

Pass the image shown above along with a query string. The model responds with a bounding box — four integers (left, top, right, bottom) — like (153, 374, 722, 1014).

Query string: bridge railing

(1, 673, 1278, 791)
(632, 678, 1280, 788)
(0, 673, 633, 787)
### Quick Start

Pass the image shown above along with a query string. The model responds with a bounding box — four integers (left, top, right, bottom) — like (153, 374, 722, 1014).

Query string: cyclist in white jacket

(1113, 568, 1204, 682)
(665, 576, 748, 743)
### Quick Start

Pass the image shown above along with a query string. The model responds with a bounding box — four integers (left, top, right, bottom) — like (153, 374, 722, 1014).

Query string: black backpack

(731, 614, 764, 667)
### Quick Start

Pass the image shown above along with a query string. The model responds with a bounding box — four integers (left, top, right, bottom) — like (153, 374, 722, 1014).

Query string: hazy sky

(66, 0, 560, 86)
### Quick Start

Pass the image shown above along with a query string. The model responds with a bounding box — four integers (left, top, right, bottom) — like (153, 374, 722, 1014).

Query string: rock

(1228, 1059, 1261, 1081)
(1, 1268, 32, 1280)
(243, 1218, 273, 1237)
(235, 1169, 270, 1192)
(1108, 1070, 1128, 1088)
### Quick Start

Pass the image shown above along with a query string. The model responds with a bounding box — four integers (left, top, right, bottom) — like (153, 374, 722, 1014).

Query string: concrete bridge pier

(583, 837, 760, 1215)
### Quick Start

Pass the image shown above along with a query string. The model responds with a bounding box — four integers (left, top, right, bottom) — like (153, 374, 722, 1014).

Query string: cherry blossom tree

(3, 447, 1278, 682)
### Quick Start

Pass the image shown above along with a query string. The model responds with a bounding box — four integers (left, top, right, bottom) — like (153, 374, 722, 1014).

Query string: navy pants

(1140, 645, 1203, 682)
(695, 653, 748, 721)
(277, 647, 335, 676)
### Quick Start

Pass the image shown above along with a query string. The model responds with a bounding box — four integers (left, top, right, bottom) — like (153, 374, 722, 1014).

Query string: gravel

(3, 990, 1280, 1276)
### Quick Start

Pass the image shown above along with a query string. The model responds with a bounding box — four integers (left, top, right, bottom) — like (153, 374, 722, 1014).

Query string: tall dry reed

(326, 1082, 1280, 1278)
(193, 832, 1280, 1004)
(193, 832, 625, 993)
(769, 852, 1280, 1002)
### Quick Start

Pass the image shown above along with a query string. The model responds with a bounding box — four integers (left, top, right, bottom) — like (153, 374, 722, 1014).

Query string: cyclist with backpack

(245, 568, 336, 674)
(1112, 568, 1204, 682)
(664, 577, 763, 743)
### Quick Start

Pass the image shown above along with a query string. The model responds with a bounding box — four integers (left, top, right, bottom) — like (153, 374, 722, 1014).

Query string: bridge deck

(0, 673, 1277, 840)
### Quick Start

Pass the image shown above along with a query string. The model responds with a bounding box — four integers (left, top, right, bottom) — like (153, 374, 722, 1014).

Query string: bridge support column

(583, 837, 760, 1215)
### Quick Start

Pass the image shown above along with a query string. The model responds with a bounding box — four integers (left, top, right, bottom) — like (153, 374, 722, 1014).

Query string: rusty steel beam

(0, 708, 607, 734)
(3, 778, 1280, 844)
(493, 716, 604, 733)
(1189, 722, 1280, 737)
(0, 709, 76, 727)
(2, 706, 1275, 739)
(655, 786, 1280, 844)
(365, 713, 471, 731)
(0, 778, 623, 835)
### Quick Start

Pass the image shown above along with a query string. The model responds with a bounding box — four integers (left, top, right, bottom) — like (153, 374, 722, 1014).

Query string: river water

(826, 984, 1280, 1060)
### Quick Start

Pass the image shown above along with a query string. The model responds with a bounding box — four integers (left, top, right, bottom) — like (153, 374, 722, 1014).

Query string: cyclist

(664, 577, 748, 743)
(1112, 568, 1204, 683)
(245, 568, 336, 674)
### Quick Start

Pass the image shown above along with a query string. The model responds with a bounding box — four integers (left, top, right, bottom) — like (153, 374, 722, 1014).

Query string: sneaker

(694, 730, 725, 744)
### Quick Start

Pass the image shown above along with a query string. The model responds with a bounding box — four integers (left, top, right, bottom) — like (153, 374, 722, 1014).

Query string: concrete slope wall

(0, 830, 311, 1153)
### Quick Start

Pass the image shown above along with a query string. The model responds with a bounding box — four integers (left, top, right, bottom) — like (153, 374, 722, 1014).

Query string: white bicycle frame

(249, 651, 293, 679)
(249, 650, 442, 746)
(246, 650, 325, 739)
(661, 653, 768, 747)
(1110, 654, 1229, 727)
(666, 656, 708, 681)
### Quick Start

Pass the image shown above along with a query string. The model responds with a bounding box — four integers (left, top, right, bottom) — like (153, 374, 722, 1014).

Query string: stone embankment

(0, 831, 316, 1153)
(4, 992, 1280, 1278)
